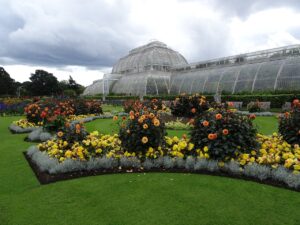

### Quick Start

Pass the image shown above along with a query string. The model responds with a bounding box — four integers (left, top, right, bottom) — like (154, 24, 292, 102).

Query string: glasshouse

(83, 41, 300, 96)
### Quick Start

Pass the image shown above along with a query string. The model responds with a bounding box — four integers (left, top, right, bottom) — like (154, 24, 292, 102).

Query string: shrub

(279, 99, 300, 145)
(170, 93, 209, 117)
(190, 104, 258, 160)
(118, 110, 166, 156)
(123, 100, 143, 113)
(73, 99, 103, 115)
(247, 101, 264, 112)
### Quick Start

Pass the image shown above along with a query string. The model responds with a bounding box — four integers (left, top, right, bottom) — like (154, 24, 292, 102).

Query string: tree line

(0, 67, 85, 97)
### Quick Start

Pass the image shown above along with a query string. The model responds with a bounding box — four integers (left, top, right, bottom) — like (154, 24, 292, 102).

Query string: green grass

(1, 116, 300, 225)
(102, 104, 123, 113)
(253, 116, 278, 135)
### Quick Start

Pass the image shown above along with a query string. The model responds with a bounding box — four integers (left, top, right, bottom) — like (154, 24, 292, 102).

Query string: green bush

(279, 99, 300, 145)
(170, 94, 209, 117)
(247, 101, 264, 112)
(118, 110, 166, 156)
(190, 105, 258, 160)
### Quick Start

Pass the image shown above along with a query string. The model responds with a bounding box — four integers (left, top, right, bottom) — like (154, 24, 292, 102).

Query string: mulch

(23, 152, 299, 192)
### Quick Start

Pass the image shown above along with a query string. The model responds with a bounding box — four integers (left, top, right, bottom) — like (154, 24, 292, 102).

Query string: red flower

(215, 113, 222, 120)
(222, 129, 229, 135)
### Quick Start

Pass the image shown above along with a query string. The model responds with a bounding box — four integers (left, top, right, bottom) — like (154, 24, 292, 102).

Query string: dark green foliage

(0, 67, 17, 95)
(119, 111, 166, 155)
(190, 105, 258, 160)
(28, 70, 60, 96)
(171, 94, 209, 117)
(279, 100, 300, 145)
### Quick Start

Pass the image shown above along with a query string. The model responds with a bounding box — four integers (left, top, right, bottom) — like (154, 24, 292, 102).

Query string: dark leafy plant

(118, 110, 166, 156)
(171, 93, 209, 117)
(279, 99, 300, 145)
(190, 104, 258, 160)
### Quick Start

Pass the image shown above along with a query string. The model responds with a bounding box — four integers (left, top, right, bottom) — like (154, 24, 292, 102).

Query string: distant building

(83, 41, 300, 96)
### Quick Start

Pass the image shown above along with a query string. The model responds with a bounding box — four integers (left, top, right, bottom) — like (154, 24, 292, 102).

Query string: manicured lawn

(253, 116, 278, 135)
(0, 116, 300, 225)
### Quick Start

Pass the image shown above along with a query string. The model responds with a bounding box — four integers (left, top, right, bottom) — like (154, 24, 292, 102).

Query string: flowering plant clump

(118, 110, 166, 156)
(190, 105, 258, 160)
(38, 130, 121, 162)
(247, 100, 264, 113)
(165, 119, 192, 130)
(164, 136, 194, 158)
(73, 99, 103, 115)
(57, 122, 88, 143)
(123, 100, 143, 113)
(0, 98, 31, 116)
(279, 99, 300, 145)
(12, 119, 41, 128)
(170, 93, 209, 117)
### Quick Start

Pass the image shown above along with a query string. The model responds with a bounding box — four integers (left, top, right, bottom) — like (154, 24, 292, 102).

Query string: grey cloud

(1, 0, 300, 69)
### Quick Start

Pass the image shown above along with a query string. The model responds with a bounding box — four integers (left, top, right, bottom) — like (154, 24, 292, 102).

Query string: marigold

(208, 133, 217, 140)
(129, 110, 134, 116)
(135, 112, 139, 117)
(143, 124, 148, 129)
(122, 116, 126, 120)
(153, 119, 160, 127)
(75, 124, 81, 130)
(215, 113, 222, 120)
(113, 116, 118, 121)
(222, 129, 229, 135)
(130, 115, 135, 120)
(142, 136, 148, 144)
(149, 113, 155, 119)
(202, 120, 209, 127)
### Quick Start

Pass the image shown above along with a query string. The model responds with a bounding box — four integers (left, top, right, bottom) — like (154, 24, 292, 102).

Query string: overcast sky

(1, 0, 300, 86)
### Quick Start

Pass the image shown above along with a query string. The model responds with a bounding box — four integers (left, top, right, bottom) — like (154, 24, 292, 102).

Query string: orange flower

(76, 129, 80, 134)
(149, 113, 155, 119)
(138, 118, 144, 124)
(141, 136, 148, 144)
(222, 129, 229, 135)
(208, 133, 217, 140)
(75, 124, 81, 130)
(113, 116, 118, 121)
(65, 122, 70, 128)
(57, 131, 64, 137)
(191, 108, 196, 113)
(202, 120, 209, 127)
(182, 134, 187, 139)
(135, 112, 140, 117)
(215, 113, 222, 120)
(141, 115, 146, 120)
(143, 124, 148, 129)
(129, 110, 134, 116)
(122, 116, 126, 120)
(153, 119, 160, 127)
(227, 102, 234, 107)
(130, 115, 135, 120)
(284, 112, 290, 117)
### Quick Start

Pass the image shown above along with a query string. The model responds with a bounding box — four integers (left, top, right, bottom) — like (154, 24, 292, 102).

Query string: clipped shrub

(170, 93, 209, 117)
(190, 104, 258, 160)
(279, 99, 300, 144)
(247, 101, 264, 112)
(118, 110, 166, 156)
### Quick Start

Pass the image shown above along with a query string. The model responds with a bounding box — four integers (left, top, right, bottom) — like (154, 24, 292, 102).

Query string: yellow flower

(153, 119, 160, 127)
(65, 150, 73, 158)
(188, 143, 194, 151)
(59, 157, 65, 162)
(143, 124, 148, 129)
(57, 131, 64, 138)
(96, 148, 102, 154)
(203, 146, 209, 152)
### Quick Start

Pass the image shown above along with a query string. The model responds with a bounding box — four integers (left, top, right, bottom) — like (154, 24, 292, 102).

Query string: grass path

(0, 116, 299, 225)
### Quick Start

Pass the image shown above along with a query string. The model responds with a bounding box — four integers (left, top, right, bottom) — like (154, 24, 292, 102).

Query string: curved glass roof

(112, 41, 188, 74)
(84, 42, 300, 96)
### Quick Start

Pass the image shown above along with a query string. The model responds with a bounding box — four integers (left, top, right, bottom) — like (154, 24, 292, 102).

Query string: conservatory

(83, 41, 300, 96)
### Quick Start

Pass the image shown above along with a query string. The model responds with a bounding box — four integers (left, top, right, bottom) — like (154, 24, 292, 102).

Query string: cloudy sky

(1, 0, 300, 86)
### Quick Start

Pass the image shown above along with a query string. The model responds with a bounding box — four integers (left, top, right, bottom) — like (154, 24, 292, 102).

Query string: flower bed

(25, 131, 300, 190)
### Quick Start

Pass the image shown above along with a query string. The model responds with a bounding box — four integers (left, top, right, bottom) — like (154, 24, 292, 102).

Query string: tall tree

(0, 67, 16, 95)
(29, 70, 60, 96)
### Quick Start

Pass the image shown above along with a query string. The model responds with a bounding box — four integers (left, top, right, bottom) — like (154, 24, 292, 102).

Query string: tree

(67, 75, 84, 95)
(28, 70, 60, 96)
(0, 67, 17, 95)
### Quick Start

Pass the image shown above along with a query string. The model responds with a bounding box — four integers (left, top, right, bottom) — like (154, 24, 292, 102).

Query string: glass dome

(112, 41, 188, 74)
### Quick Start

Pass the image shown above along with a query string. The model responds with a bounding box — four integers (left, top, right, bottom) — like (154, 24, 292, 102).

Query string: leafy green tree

(0, 67, 16, 95)
(28, 70, 60, 96)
